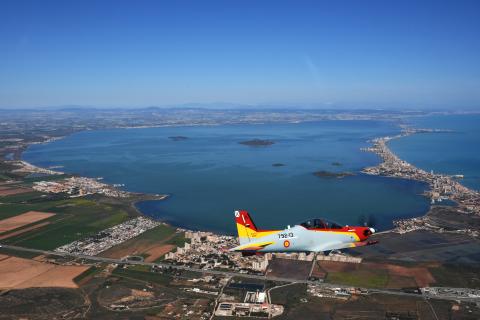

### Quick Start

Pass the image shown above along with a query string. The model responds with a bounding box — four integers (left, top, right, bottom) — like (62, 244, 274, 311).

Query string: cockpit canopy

(299, 218, 343, 230)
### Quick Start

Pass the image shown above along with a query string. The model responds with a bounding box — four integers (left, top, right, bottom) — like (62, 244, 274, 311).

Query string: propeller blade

(367, 214, 377, 228)
(357, 214, 366, 226)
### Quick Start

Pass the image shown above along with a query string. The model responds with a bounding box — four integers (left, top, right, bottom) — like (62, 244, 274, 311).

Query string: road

(1, 244, 478, 303)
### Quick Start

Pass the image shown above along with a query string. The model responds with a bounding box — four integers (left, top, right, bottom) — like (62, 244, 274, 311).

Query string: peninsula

(1, 110, 480, 319)
(362, 126, 480, 236)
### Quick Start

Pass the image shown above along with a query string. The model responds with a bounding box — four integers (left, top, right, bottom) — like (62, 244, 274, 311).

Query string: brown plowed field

(144, 244, 176, 262)
(384, 264, 435, 287)
(0, 211, 55, 233)
(15, 265, 89, 289)
(0, 221, 51, 240)
(0, 256, 89, 289)
(0, 188, 32, 196)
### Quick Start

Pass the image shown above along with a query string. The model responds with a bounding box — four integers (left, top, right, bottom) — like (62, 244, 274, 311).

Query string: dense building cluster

(214, 302, 283, 318)
(55, 217, 160, 255)
(308, 285, 366, 300)
(33, 176, 130, 198)
(164, 230, 363, 273)
(164, 230, 269, 272)
(421, 287, 480, 301)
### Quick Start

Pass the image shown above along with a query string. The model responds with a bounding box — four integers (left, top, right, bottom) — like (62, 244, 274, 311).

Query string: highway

(1, 244, 478, 303)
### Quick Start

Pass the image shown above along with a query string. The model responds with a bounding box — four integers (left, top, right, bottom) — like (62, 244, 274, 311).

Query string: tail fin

(235, 210, 258, 245)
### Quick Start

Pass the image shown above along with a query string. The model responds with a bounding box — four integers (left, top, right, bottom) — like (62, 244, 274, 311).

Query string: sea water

(24, 120, 430, 234)
(390, 114, 480, 191)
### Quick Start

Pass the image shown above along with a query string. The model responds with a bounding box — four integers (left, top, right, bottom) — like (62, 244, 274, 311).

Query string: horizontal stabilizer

(229, 241, 274, 252)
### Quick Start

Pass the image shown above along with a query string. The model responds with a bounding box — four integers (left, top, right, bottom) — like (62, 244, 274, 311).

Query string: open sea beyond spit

(23, 114, 480, 235)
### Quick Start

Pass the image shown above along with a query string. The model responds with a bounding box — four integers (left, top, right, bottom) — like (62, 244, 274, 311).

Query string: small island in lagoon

(313, 170, 355, 179)
(168, 136, 189, 141)
(239, 139, 275, 147)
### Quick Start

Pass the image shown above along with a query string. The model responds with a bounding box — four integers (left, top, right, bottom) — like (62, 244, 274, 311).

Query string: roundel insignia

(283, 240, 290, 248)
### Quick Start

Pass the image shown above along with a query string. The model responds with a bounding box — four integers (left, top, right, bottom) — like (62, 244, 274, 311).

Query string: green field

(0, 191, 45, 203)
(270, 283, 307, 306)
(133, 224, 177, 242)
(98, 223, 178, 259)
(0, 162, 21, 181)
(166, 231, 187, 247)
(430, 264, 480, 288)
(0, 192, 67, 219)
(326, 269, 389, 288)
(0, 246, 40, 259)
(112, 266, 171, 285)
(73, 266, 100, 283)
(1, 194, 132, 250)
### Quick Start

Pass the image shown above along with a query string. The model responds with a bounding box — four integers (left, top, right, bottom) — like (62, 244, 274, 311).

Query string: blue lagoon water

(24, 121, 430, 234)
(390, 114, 480, 191)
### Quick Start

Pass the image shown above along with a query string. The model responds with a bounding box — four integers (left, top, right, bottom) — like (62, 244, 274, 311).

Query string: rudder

(234, 210, 258, 245)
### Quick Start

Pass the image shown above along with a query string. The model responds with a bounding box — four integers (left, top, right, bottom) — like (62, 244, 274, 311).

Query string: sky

(0, 0, 479, 109)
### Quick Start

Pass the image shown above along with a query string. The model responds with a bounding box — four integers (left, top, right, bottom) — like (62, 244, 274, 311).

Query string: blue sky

(1, 0, 479, 109)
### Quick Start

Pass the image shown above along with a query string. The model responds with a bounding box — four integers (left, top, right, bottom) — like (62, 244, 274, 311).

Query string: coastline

(9, 135, 169, 219)
(12, 121, 466, 235)
(361, 126, 480, 235)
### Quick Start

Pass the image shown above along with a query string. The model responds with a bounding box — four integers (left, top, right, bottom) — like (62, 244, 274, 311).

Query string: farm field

(0, 187, 33, 197)
(0, 192, 134, 250)
(0, 211, 56, 233)
(99, 224, 179, 261)
(0, 255, 89, 289)
(319, 260, 436, 289)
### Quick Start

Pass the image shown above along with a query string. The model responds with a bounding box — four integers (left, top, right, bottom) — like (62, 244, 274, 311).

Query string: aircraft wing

(229, 241, 274, 252)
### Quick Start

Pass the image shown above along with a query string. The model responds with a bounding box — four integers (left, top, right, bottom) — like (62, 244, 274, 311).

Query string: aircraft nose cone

(363, 227, 376, 237)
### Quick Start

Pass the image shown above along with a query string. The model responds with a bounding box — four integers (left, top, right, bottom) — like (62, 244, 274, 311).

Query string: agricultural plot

(0, 255, 89, 289)
(0, 187, 33, 197)
(99, 224, 178, 260)
(0, 211, 56, 233)
(1, 197, 131, 250)
(319, 260, 436, 289)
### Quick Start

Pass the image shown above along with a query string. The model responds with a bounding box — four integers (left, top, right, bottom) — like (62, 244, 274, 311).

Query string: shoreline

(361, 126, 480, 234)
(9, 137, 170, 219)
(11, 121, 468, 236)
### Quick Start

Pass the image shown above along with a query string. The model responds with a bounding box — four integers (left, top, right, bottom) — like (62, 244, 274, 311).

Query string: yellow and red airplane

(230, 210, 377, 255)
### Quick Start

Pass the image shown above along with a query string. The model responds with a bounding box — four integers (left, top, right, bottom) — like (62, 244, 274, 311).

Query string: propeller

(366, 214, 377, 229)
(357, 214, 366, 226)
(358, 213, 377, 234)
